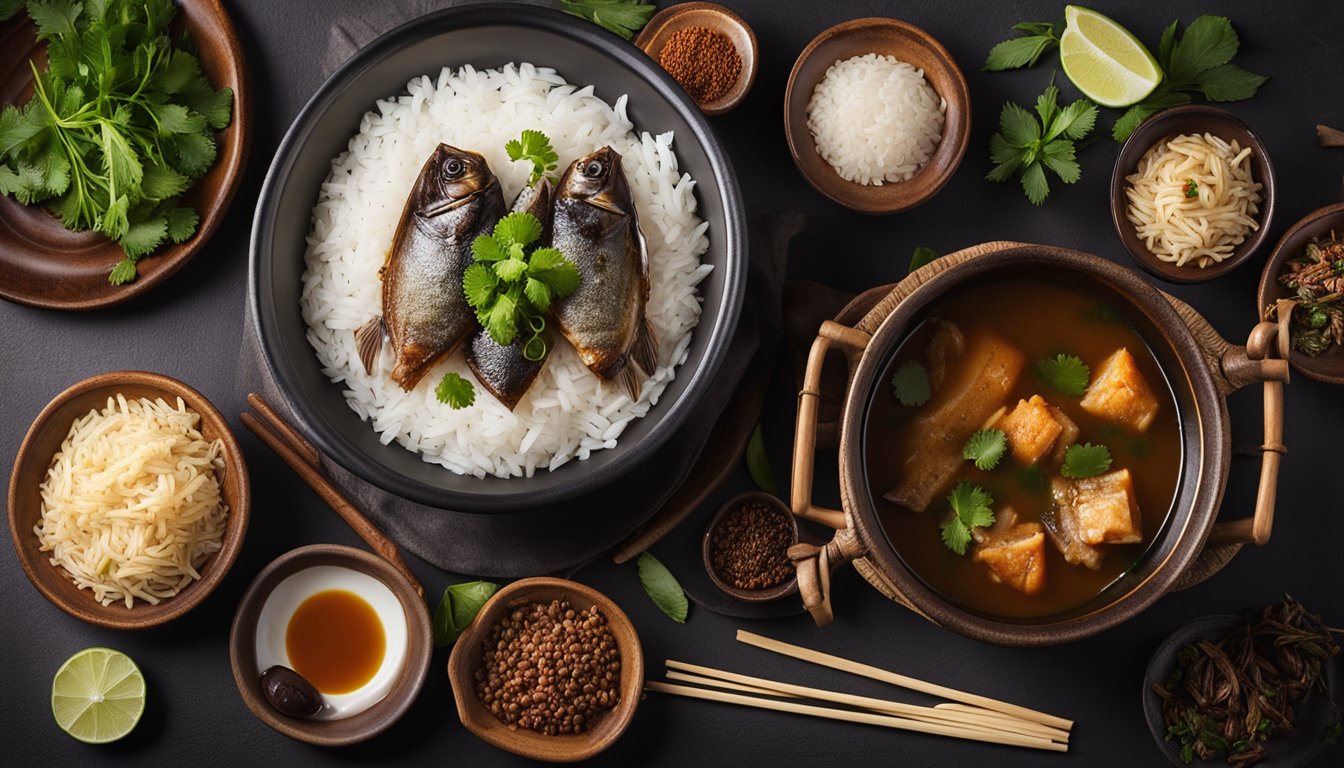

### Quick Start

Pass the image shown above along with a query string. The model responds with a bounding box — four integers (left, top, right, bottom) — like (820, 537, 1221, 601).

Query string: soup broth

(865, 279, 1181, 619)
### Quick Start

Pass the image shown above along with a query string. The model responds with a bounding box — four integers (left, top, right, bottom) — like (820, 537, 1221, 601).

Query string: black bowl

(250, 4, 746, 512)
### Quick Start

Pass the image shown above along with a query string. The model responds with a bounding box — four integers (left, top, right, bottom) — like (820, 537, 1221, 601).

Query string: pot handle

(1205, 316, 1290, 548)
(790, 320, 872, 626)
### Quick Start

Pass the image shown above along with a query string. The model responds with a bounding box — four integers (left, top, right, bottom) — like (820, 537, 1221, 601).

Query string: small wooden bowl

(447, 577, 643, 763)
(783, 17, 970, 215)
(229, 544, 433, 746)
(0, 0, 251, 310)
(7, 371, 250, 629)
(1110, 105, 1276, 284)
(702, 492, 800, 602)
(1256, 202, 1344, 385)
(635, 2, 757, 116)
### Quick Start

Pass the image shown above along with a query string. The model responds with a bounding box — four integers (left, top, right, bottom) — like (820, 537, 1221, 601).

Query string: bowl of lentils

(446, 577, 643, 762)
(702, 492, 800, 602)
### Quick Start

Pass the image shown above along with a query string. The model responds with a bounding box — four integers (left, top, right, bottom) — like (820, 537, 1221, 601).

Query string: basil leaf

(637, 552, 687, 624)
(433, 580, 500, 647)
(746, 422, 778, 495)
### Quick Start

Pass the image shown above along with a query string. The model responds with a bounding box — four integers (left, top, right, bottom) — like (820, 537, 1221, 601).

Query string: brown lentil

(709, 500, 795, 590)
(474, 599, 621, 735)
(658, 26, 742, 104)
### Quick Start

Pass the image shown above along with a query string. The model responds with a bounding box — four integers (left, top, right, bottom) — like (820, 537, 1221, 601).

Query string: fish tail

(618, 363, 643, 400)
(355, 316, 385, 375)
(631, 318, 659, 375)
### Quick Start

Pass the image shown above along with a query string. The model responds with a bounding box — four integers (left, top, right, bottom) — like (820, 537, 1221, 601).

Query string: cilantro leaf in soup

(940, 481, 995, 555)
(637, 552, 688, 623)
(1037, 353, 1090, 395)
(891, 360, 931, 407)
(1061, 443, 1113, 478)
(962, 428, 1008, 471)
(433, 580, 500, 647)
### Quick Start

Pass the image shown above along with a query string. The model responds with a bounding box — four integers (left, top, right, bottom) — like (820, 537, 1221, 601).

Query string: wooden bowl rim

(633, 1, 758, 116)
(783, 16, 971, 215)
(1255, 201, 1344, 385)
(446, 577, 644, 763)
(1108, 104, 1277, 284)
(701, 491, 800, 602)
(227, 544, 434, 747)
(0, 0, 251, 311)
(6, 370, 251, 629)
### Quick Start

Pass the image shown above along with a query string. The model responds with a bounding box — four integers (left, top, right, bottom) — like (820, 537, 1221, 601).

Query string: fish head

(558, 147, 630, 215)
(413, 145, 498, 218)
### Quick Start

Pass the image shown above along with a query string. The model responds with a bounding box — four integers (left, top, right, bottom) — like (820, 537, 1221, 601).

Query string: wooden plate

(0, 0, 250, 310)
(1256, 202, 1344, 385)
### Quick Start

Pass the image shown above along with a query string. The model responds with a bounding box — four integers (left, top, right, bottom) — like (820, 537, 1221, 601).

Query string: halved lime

(1060, 5, 1162, 108)
(51, 648, 146, 744)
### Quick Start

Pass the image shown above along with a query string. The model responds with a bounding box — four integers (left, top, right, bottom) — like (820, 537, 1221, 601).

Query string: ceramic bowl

(7, 371, 250, 629)
(783, 17, 970, 215)
(702, 492, 800, 602)
(634, 1, 758, 116)
(1256, 202, 1344, 385)
(447, 577, 643, 762)
(0, 0, 251, 310)
(1110, 105, 1276, 284)
(229, 544, 433, 746)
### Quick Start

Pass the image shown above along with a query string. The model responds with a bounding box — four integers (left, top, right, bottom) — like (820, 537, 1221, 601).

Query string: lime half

(1060, 5, 1162, 108)
(51, 648, 146, 744)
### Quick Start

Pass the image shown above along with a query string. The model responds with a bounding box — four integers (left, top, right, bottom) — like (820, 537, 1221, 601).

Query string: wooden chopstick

(246, 393, 321, 468)
(934, 703, 1065, 737)
(241, 399, 424, 598)
(665, 671, 803, 699)
(646, 681, 1067, 752)
(667, 660, 1068, 743)
(736, 630, 1072, 731)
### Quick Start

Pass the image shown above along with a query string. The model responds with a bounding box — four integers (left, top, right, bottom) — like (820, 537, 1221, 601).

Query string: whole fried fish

(551, 147, 658, 398)
(356, 145, 506, 390)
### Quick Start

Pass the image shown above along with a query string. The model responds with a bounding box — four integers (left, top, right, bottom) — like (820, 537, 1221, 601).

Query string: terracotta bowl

(0, 0, 251, 310)
(701, 492, 800, 602)
(783, 17, 970, 215)
(634, 2, 757, 116)
(229, 544, 433, 746)
(447, 577, 643, 763)
(1110, 105, 1276, 284)
(7, 371, 251, 629)
(1256, 202, 1344, 385)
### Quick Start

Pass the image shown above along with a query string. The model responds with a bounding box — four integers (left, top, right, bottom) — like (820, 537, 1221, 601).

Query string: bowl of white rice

(250, 4, 746, 513)
(784, 17, 970, 214)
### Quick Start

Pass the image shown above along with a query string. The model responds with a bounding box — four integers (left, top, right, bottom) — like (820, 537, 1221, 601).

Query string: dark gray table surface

(3, 0, 1342, 765)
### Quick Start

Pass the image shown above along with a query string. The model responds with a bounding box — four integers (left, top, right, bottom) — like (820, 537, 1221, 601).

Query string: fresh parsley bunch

(0, 0, 234, 284)
(987, 84, 1097, 205)
(463, 212, 580, 361)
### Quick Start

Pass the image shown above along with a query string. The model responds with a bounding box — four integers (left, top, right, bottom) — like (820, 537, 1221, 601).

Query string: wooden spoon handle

(241, 411, 425, 599)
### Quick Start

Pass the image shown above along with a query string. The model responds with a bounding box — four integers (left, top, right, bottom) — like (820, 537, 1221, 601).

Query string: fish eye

(583, 159, 606, 178)
(444, 158, 466, 178)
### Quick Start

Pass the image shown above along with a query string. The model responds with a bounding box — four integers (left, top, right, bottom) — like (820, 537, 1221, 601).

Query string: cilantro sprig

(940, 481, 995, 556)
(962, 429, 1008, 471)
(0, 0, 233, 284)
(435, 372, 475, 410)
(890, 360, 931, 407)
(984, 21, 1061, 72)
(1036, 353, 1091, 396)
(1061, 443, 1113, 478)
(506, 129, 559, 186)
(987, 84, 1097, 205)
(558, 0, 655, 41)
(464, 212, 580, 360)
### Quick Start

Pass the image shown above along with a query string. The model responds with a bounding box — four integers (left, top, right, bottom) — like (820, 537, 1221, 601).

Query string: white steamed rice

(300, 63, 711, 479)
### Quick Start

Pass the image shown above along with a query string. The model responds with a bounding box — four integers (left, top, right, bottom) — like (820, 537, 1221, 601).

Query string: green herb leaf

(558, 0, 655, 41)
(940, 516, 973, 556)
(523, 277, 552, 313)
(987, 85, 1097, 205)
(432, 580, 499, 647)
(472, 234, 506, 263)
(527, 247, 580, 297)
(463, 262, 499, 308)
(1184, 178, 1199, 198)
(1196, 63, 1268, 102)
(506, 129, 560, 185)
(1061, 443, 1113, 478)
(107, 257, 138, 285)
(495, 257, 529, 283)
(999, 101, 1042, 146)
(494, 211, 543, 248)
(1021, 162, 1049, 205)
(962, 428, 1008, 471)
(119, 214, 168, 259)
(909, 246, 939, 273)
(466, 209, 581, 349)
(1036, 353, 1091, 395)
(746, 422, 779, 495)
(636, 552, 688, 624)
(1165, 15, 1239, 84)
(435, 372, 476, 409)
(164, 206, 198, 243)
(890, 360, 931, 407)
(983, 21, 1059, 71)
(940, 481, 995, 555)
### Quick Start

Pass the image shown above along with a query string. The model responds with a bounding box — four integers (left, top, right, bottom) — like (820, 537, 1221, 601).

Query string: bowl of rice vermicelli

(7, 371, 250, 629)
(1110, 105, 1276, 284)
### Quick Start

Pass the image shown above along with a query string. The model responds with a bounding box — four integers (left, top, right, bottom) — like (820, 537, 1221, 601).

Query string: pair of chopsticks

(646, 630, 1072, 752)
(240, 393, 424, 598)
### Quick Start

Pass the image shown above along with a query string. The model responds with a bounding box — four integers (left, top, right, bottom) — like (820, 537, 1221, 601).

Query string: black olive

(260, 665, 323, 718)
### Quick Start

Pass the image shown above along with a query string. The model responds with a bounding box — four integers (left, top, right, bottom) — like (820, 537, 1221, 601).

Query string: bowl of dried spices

(702, 492, 800, 602)
(635, 2, 757, 116)
(446, 577, 643, 762)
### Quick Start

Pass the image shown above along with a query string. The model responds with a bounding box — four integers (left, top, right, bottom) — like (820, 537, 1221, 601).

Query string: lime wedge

(1060, 5, 1162, 108)
(51, 648, 146, 744)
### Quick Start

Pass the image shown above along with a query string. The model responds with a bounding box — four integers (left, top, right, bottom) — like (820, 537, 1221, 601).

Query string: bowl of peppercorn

(702, 492, 800, 602)
(635, 2, 757, 116)
(446, 577, 644, 763)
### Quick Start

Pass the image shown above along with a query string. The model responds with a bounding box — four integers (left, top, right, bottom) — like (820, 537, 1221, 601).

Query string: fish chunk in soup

(998, 395, 1066, 465)
(971, 508, 1047, 595)
(1080, 348, 1160, 432)
(1051, 469, 1143, 546)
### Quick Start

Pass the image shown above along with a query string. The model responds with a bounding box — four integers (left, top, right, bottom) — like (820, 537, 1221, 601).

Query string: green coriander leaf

(559, 0, 655, 41)
(962, 428, 1008, 471)
(108, 257, 139, 285)
(523, 276, 552, 312)
(432, 580, 499, 647)
(472, 233, 506, 263)
(35, 139, 70, 197)
(485, 291, 518, 346)
(435, 372, 476, 409)
(1036, 353, 1090, 395)
(636, 552, 688, 624)
(940, 517, 972, 556)
(180, 86, 233, 131)
(1061, 443, 1113, 478)
(463, 262, 498, 309)
(169, 130, 216, 177)
(101, 121, 144, 193)
(999, 101, 1041, 147)
(988, 133, 1022, 167)
(983, 34, 1058, 72)
(941, 481, 995, 555)
(140, 163, 190, 199)
(1052, 99, 1099, 142)
(909, 246, 939, 274)
(27, 0, 82, 41)
(494, 257, 529, 283)
(746, 422, 778, 495)
(164, 206, 198, 243)
(0, 103, 50, 158)
(1166, 15, 1239, 85)
(155, 104, 206, 136)
(528, 247, 580, 297)
(494, 211, 542, 248)
(1197, 63, 1268, 102)
(1039, 139, 1081, 184)
(0, 161, 47, 205)
(119, 214, 168, 259)
(155, 50, 203, 95)
(506, 129, 559, 186)
(100, 194, 130, 239)
(1020, 162, 1049, 205)
(890, 360, 931, 407)
(1035, 85, 1060, 133)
